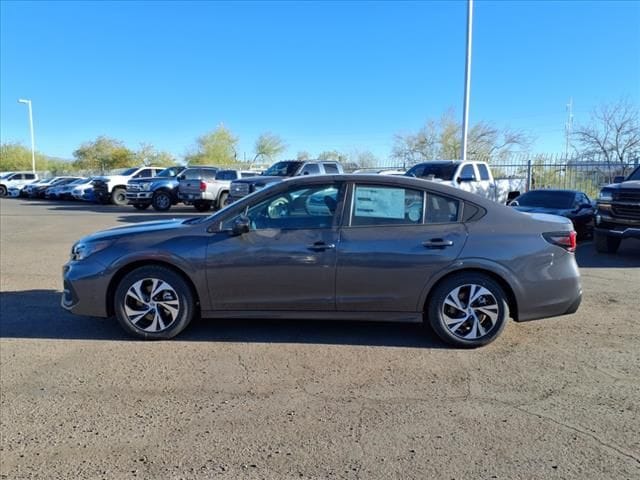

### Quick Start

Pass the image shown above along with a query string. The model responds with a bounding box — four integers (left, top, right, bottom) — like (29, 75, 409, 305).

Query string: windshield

(406, 163, 458, 181)
(262, 161, 302, 177)
(515, 191, 575, 209)
(108, 167, 137, 176)
(157, 167, 182, 177)
(628, 167, 640, 181)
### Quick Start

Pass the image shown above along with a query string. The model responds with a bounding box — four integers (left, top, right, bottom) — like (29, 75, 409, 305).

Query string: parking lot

(1, 197, 639, 479)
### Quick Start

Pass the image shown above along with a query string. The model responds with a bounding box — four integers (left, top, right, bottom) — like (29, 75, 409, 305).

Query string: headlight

(598, 190, 613, 202)
(70, 240, 113, 261)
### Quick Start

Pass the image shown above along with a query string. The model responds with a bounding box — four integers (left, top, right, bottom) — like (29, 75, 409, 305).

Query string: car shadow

(0, 290, 448, 349)
(575, 239, 640, 268)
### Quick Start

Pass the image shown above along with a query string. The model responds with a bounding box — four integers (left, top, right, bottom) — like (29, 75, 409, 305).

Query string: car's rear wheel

(594, 231, 621, 253)
(217, 192, 228, 210)
(111, 187, 127, 206)
(427, 273, 509, 348)
(0, 186, 7, 196)
(114, 266, 195, 340)
(193, 201, 211, 212)
(152, 191, 172, 211)
(132, 203, 150, 210)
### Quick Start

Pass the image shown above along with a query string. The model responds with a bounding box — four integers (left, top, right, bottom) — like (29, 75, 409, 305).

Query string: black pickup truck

(594, 165, 640, 253)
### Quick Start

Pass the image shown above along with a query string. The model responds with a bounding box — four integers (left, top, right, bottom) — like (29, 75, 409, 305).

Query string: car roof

(523, 189, 582, 194)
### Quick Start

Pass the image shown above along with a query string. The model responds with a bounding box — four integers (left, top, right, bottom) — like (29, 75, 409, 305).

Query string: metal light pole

(18, 99, 36, 174)
(461, 0, 473, 161)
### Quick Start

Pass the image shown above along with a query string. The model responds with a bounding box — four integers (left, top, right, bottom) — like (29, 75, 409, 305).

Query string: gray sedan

(62, 175, 582, 347)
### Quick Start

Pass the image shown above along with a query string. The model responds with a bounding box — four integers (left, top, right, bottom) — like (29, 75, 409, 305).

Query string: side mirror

(457, 175, 475, 184)
(230, 216, 250, 236)
(613, 175, 625, 183)
(177, 174, 186, 181)
(508, 200, 519, 207)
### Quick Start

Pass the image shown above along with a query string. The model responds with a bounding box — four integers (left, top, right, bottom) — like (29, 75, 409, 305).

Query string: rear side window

(183, 169, 202, 180)
(25, 173, 35, 180)
(351, 185, 424, 226)
(477, 164, 490, 181)
(323, 163, 339, 174)
(426, 193, 460, 223)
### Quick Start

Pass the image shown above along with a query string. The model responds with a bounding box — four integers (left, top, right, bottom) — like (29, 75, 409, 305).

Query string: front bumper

(61, 260, 111, 317)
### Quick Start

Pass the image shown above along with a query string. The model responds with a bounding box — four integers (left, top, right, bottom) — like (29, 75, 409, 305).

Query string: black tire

(427, 272, 509, 348)
(594, 231, 621, 253)
(111, 187, 127, 206)
(132, 203, 151, 210)
(217, 191, 229, 210)
(193, 201, 212, 212)
(114, 265, 195, 340)
(152, 191, 172, 212)
(0, 186, 7, 197)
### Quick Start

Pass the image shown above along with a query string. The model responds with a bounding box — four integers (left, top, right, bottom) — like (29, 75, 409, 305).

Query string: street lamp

(461, 0, 473, 162)
(18, 99, 36, 174)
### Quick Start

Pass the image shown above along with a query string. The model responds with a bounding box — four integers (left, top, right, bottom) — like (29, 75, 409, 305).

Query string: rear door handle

(307, 242, 336, 251)
(422, 238, 454, 249)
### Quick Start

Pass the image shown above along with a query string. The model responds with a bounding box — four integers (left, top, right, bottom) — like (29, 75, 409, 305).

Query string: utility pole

(461, 0, 474, 161)
(18, 99, 36, 174)
(564, 97, 573, 158)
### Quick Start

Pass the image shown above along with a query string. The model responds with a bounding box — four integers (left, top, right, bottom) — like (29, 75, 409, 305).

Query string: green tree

(296, 151, 310, 161)
(0, 142, 47, 172)
(186, 125, 238, 166)
(73, 136, 135, 173)
(349, 149, 378, 169)
(135, 143, 177, 167)
(318, 150, 348, 162)
(254, 132, 286, 162)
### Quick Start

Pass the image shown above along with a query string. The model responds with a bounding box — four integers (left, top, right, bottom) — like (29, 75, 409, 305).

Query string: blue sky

(1, 0, 639, 162)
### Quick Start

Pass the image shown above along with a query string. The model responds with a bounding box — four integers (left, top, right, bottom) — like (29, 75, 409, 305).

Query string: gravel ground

(1, 198, 639, 480)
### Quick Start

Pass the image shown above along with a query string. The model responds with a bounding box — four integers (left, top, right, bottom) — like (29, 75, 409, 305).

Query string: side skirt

(200, 310, 424, 323)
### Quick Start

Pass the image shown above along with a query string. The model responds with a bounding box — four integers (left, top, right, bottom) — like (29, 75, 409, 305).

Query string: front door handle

(307, 242, 336, 251)
(422, 238, 454, 249)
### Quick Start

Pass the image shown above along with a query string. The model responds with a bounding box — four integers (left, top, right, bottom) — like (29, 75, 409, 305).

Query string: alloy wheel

(123, 278, 180, 333)
(441, 284, 499, 340)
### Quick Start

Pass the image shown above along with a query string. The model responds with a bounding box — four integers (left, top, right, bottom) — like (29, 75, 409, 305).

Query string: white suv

(0, 172, 39, 196)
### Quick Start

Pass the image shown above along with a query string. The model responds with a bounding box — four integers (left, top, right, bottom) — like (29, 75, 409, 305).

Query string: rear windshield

(406, 163, 458, 181)
(515, 191, 575, 208)
(215, 170, 238, 181)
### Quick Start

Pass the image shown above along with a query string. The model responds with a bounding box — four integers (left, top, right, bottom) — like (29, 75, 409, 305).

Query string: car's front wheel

(114, 266, 195, 340)
(0, 186, 7, 196)
(111, 187, 127, 206)
(152, 191, 172, 211)
(427, 273, 509, 348)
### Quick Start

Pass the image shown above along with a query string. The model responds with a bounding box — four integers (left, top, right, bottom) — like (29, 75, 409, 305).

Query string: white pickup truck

(406, 160, 526, 204)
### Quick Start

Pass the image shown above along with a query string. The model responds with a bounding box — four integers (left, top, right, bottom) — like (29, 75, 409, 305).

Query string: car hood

(93, 175, 127, 184)
(80, 219, 190, 243)
(513, 206, 573, 216)
(602, 180, 640, 190)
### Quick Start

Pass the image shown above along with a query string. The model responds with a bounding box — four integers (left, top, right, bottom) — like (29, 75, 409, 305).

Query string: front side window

(351, 185, 424, 226)
(301, 164, 320, 175)
(459, 164, 476, 181)
(223, 184, 342, 231)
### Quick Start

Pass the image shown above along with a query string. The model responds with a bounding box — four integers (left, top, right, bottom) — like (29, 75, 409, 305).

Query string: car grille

(231, 183, 250, 197)
(612, 205, 640, 220)
(613, 189, 640, 203)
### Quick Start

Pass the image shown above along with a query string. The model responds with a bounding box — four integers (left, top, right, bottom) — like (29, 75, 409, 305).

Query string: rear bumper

(178, 192, 212, 201)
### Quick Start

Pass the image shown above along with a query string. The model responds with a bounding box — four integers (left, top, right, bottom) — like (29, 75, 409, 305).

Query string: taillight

(199, 181, 206, 192)
(543, 231, 577, 253)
